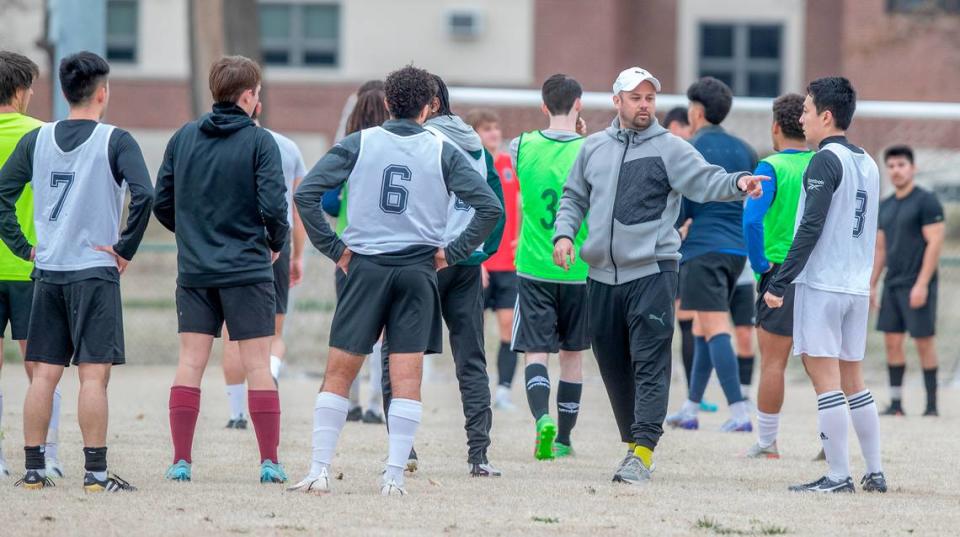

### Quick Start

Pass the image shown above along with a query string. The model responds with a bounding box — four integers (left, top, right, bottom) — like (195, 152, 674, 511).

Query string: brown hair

(209, 55, 261, 104)
(345, 87, 389, 135)
(465, 108, 500, 129)
(0, 51, 39, 106)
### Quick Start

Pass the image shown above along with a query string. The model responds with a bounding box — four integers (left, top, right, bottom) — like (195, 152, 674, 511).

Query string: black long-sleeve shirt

(0, 120, 154, 282)
(294, 119, 502, 266)
(767, 136, 852, 296)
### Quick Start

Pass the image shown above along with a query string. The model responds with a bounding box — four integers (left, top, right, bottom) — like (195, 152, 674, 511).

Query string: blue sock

(687, 336, 713, 403)
(707, 334, 744, 404)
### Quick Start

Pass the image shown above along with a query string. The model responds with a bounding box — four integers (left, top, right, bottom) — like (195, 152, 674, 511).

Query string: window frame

(106, 0, 139, 64)
(697, 21, 783, 97)
(259, 1, 341, 68)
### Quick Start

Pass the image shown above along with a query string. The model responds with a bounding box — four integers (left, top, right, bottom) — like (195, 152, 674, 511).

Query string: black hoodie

(154, 103, 289, 287)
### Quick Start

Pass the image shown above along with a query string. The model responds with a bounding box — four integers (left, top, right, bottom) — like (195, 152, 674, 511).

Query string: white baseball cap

(612, 67, 662, 94)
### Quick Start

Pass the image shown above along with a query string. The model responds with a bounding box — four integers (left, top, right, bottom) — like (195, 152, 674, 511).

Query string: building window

(106, 0, 138, 63)
(887, 0, 960, 13)
(698, 23, 782, 97)
(260, 2, 340, 67)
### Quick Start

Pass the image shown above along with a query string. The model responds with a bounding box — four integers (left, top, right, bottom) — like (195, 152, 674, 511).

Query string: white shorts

(792, 284, 869, 361)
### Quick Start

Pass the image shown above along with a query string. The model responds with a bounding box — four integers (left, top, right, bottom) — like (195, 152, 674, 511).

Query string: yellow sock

(627, 442, 636, 451)
(633, 445, 653, 467)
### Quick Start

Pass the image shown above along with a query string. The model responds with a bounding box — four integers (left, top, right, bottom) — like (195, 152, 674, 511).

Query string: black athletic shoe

(860, 472, 888, 493)
(789, 475, 855, 493)
(226, 418, 248, 429)
(14, 470, 55, 490)
(469, 462, 502, 477)
(84, 472, 137, 493)
(923, 407, 939, 417)
(346, 407, 363, 422)
(881, 404, 905, 417)
(362, 409, 384, 424)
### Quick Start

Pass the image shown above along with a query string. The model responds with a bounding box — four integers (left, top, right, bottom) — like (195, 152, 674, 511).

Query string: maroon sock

(248, 390, 281, 464)
(169, 386, 201, 464)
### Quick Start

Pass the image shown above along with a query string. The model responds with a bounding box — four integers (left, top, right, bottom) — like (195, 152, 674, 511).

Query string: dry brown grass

(0, 358, 958, 537)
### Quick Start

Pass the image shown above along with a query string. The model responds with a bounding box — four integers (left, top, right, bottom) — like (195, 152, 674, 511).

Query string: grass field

(1, 357, 958, 537)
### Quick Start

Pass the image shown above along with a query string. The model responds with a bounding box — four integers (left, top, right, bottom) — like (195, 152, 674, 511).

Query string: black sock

(24, 445, 44, 471)
(888, 364, 905, 408)
(679, 320, 694, 388)
(738, 355, 755, 386)
(556, 381, 582, 446)
(83, 446, 108, 474)
(524, 363, 550, 420)
(923, 367, 938, 411)
(497, 342, 518, 388)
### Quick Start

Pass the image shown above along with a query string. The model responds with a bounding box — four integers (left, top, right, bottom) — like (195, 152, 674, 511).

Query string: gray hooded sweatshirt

(553, 117, 748, 286)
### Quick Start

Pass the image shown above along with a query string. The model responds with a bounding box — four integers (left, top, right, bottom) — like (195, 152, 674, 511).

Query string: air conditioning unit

(447, 9, 484, 40)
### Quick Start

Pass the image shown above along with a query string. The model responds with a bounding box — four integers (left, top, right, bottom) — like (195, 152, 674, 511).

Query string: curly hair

(772, 93, 805, 141)
(384, 65, 437, 120)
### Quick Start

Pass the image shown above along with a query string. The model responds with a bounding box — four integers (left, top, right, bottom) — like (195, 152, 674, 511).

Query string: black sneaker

(234, 417, 248, 429)
(923, 407, 939, 417)
(14, 470, 55, 490)
(362, 409, 384, 424)
(789, 475, 855, 493)
(881, 404, 905, 417)
(860, 472, 887, 493)
(469, 462, 502, 477)
(84, 472, 137, 493)
(346, 407, 363, 422)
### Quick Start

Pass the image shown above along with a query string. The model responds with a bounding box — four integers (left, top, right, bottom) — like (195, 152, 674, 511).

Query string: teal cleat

(699, 400, 719, 413)
(260, 460, 288, 484)
(165, 459, 192, 482)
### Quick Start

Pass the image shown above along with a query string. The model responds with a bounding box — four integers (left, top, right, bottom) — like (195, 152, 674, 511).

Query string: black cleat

(84, 472, 137, 493)
(362, 409, 384, 424)
(469, 462, 502, 477)
(346, 407, 363, 422)
(789, 475, 855, 493)
(923, 407, 939, 417)
(14, 470, 55, 490)
(881, 404, 905, 417)
(860, 472, 887, 493)
(226, 417, 248, 429)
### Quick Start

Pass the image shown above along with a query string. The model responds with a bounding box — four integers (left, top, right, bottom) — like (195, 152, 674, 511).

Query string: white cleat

(0, 457, 9, 477)
(45, 458, 64, 478)
(286, 469, 331, 495)
(380, 478, 407, 496)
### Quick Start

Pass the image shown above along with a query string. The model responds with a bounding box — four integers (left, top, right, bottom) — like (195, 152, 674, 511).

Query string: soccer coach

(551, 67, 767, 484)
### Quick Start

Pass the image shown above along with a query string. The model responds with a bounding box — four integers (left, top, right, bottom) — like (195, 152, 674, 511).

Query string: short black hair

(432, 74, 453, 116)
(884, 145, 914, 165)
(663, 107, 689, 128)
(772, 93, 805, 141)
(0, 51, 39, 106)
(806, 76, 856, 131)
(541, 74, 581, 115)
(59, 51, 110, 105)
(384, 65, 437, 120)
(686, 77, 733, 125)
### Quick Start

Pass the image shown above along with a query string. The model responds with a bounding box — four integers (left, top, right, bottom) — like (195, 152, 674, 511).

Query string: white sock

(366, 343, 383, 413)
(740, 384, 751, 399)
(91, 470, 108, 481)
(310, 392, 349, 477)
(756, 411, 780, 448)
(270, 355, 283, 380)
(385, 398, 422, 483)
(45, 385, 61, 461)
(682, 399, 699, 416)
(226, 384, 246, 419)
(730, 400, 750, 422)
(817, 391, 850, 481)
(848, 389, 883, 475)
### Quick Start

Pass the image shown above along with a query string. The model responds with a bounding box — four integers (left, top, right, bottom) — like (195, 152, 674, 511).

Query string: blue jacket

(679, 125, 757, 263)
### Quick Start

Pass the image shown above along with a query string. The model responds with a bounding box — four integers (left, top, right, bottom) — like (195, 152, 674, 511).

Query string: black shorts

(755, 264, 795, 337)
(176, 282, 276, 341)
(877, 280, 937, 338)
(484, 270, 518, 311)
(329, 255, 442, 355)
(273, 245, 291, 315)
(730, 283, 756, 327)
(26, 279, 124, 366)
(0, 280, 33, 340)
(680, 252, 746, 312)
(512, 277, 590, 353)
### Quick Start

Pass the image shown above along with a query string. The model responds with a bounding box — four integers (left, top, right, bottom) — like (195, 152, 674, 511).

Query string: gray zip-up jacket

(553, 117, 748, 285)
